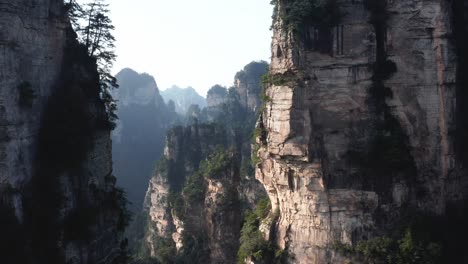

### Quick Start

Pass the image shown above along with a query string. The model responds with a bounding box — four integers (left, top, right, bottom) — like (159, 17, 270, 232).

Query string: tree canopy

(68, 0, 119, 129)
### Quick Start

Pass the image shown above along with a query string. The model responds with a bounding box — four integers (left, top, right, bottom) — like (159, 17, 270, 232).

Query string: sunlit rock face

(0, 1, 125, 263)
(143, 124, 241, 262)
(256, 0, 468, 263)
(143, 60, 269, 263)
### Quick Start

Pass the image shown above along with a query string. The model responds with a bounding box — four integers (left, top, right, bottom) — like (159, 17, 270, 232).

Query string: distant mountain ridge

(161, 85, 206, 114)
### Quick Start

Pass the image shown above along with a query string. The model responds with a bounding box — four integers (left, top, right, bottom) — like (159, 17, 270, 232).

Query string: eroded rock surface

(0, 1, 126, 263)
(256, 0, 468, 263)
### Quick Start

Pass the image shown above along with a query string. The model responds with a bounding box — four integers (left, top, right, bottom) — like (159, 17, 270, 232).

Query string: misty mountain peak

(161, 85, 206, 114)
(115, 68, 163, 107)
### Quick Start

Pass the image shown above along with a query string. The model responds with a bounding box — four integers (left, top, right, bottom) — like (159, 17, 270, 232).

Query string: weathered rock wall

(143, 118, 268, 264)
(256, 0, 468, 263)
(143, 124, 230, 259)
(0, 1, 126, 263)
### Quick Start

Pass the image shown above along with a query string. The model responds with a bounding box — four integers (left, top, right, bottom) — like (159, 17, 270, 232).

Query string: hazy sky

(110, 0, 273, 96)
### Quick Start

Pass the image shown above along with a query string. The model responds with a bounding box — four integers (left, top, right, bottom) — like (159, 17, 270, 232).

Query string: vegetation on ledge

(199, 148, 234, 179)
(271, 0, 341, 32)
(237, 197, 285, 264)
(334, 229, 442, 264)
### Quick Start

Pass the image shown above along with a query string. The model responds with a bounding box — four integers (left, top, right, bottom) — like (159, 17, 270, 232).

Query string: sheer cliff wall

(0, 1, 126, 263)
(256, 0, 468, 263)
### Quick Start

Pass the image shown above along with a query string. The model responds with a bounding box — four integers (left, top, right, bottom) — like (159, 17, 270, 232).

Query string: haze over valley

(1, 1, 468, 264)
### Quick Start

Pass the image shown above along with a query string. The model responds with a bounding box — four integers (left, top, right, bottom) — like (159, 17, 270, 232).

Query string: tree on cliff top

(68, 0, 119, 129)
(207, 84, 228, 98)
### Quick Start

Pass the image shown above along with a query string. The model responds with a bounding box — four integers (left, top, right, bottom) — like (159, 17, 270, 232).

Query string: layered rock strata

(256, 0, 468, 263)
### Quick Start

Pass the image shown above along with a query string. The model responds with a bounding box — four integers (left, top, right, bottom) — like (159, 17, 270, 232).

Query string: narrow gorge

(140, 61, 269, 264)
(139, 0, 468, 263)
(1, 0, 468, 264)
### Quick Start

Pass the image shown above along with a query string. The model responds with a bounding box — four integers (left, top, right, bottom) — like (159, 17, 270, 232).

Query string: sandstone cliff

(0, 1, 127, 263)
(255, 0, 468, 263)
(143, 124, 243, 263)
(142, 61, 269, 263)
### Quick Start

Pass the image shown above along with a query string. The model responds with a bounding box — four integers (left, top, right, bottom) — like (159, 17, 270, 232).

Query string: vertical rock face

(145, 173, 173, 257)
(0, 0, 66, 195)
(204, 161, 242, 264)
(256, 0, 468, 263)
(144, 124, 227, 243)
(0, 1, 126, 263)
(143, 124, 242, 263)
(143, 60, 270, 264)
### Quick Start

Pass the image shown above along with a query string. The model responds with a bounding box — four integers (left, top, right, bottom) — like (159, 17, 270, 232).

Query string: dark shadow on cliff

(19, 27, 130, 264)
(452, 0, 468, 165)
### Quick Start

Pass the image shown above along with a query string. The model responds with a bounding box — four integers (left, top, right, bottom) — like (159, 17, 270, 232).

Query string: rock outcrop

(256, 0, 468, 263)
(0, 1, 127, 263)
(143, 124, 239, 262)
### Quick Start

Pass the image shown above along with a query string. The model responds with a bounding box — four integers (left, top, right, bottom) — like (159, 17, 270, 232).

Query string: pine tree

(68, 0, 119, 129)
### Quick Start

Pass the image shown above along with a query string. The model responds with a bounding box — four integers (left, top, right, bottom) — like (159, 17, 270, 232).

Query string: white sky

(109, 0, 274, 96)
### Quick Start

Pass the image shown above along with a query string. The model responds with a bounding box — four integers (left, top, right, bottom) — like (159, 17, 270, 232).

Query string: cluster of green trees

(139, 60, 271, 263)
(157, 148, 236, 263)
(237, 198, 285, 264)
(331, 209, 465, 264)
(334, 229, 442, 264)
(68, 0, 119, 128)
(271, 0, 340, 32)
(161, 99, 258, 263)
(198, 148, 234, 179)
(169, 148, 234, 221)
